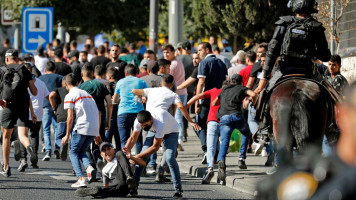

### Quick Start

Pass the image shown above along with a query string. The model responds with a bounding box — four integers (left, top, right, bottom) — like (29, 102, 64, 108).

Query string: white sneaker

(261, 149, 268, 157)
(254, 143, 264, 156)
(71, 178, 86, 188)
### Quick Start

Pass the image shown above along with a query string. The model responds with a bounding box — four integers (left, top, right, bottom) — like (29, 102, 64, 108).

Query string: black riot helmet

(288, 0, 318, 14)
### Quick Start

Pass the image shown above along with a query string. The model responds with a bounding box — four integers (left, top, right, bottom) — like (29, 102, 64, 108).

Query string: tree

(317, 0, 350, 54)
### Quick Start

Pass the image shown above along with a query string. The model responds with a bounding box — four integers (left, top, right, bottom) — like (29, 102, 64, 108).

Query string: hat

(139, 59, 149, 68)
(231, 74, 242, 83)
(176, 42, 183, 49)
(24, 53, 34, 60)
(99, 142, 114, 152)
(147, 60, 159, 72)
(221, 39, 229, 45)
(5, 49, 19, 57)
(67, 50, 79, 58)
(182, 41, 191, 51)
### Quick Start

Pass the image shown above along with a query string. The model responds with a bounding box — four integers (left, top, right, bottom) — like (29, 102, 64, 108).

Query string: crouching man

(123, 109, 183, 199)
(75, 142, 145, 198)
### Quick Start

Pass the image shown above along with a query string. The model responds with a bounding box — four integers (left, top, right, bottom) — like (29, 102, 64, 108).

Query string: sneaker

(146, 165, 156, 174)
(155, 173, 171, 182)
(202, 168, 214, 184)
(177, 143, 184, 151)
(13, 140, 21, 161)
(261, 149, 268, 157)
(18, 159, 28, 172)
(75, 187, 99, 197)
(54, 149, 60, 159)
(71, 178, 87, 188)
(129, 187, 138, 197)
(42, 151, 51, 161)
(173, 188, 183, 199)
(266, 165, 278, 175)
(87, 166, 97, 183)
(201, 153, 207, 164)
(31, 163, 39, 169)
(238, 159, 247, 169)
(60, 142, 68, 161)
(126, 176, 137, 189)
(254, 143, 264, 156)
(27, 145, 38, 165)
(217, 160, 226, 182)
(0, 163, 11, 177)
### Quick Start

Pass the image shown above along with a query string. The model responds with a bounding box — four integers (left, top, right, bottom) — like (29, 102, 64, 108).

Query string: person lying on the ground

(75, 142, 145, 198)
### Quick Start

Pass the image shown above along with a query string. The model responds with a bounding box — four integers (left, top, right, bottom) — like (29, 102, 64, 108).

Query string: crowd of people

(0, 0, 355, 199)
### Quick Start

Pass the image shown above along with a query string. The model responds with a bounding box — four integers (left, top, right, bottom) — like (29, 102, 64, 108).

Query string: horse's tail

(290, 89, 310, 148)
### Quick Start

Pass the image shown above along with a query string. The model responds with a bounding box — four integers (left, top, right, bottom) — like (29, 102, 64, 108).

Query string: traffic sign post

(22, 7, 53, 54)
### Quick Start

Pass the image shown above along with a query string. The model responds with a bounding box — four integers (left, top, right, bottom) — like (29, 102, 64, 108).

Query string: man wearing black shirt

(67, 50, 82, 83)
(90, 45, 110, 70)
(53, 48, 72, 76)
(106, 44, 127, 80)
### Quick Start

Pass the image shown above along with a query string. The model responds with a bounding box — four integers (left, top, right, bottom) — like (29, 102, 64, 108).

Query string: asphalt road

(0, 146, 254, 200)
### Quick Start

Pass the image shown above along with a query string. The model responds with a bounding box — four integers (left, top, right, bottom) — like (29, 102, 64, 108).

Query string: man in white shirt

(34, 46, 49, 75)
(123, 109, 183, 199)
(61, 73, 101, 188)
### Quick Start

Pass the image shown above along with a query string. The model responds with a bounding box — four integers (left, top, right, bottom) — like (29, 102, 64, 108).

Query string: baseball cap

(139, 59, 149, 68)
(182, 41, 191, 51)
(5, 49, 19, 57)
(99, 142, 114, 152)
(231, 74, 242, 83)
(67, 50, 79, 58)
(147, 60, 159, 72)
(24, 53, 34, 60)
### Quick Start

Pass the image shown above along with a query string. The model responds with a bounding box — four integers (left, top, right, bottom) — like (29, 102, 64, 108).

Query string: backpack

(280, 16, 316, 62)
(0, 64, 23, 105)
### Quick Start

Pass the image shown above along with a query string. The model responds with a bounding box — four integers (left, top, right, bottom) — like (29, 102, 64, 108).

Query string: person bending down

(75, 142, 145, 198)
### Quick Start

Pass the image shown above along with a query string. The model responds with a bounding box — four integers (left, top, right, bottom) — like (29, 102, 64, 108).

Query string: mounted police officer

(257, 0, 331, 91)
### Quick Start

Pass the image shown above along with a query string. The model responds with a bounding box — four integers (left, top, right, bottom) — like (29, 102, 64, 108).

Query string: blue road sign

(22, 7, 53, 54)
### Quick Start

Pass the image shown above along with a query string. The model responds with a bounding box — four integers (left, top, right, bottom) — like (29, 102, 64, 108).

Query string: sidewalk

(176, 127, 269, 196)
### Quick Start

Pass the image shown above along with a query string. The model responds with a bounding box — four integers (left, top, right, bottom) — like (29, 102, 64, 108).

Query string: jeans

(195, 103, 209, 152)
(218, 113, 250, 161)
(105, 117, 120, 149)
(20, 121, 42, 160)
(206, 121, 220, 168)
(42, 107, 57, 153)
(175, 94, 187, 142)
(117, 113, 142, 153)
(69, 130, 95, 178)
(134, 132, 181, 190)
(55, 122, 67, 150)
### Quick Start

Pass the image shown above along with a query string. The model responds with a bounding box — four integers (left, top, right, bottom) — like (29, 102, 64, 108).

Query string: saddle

(255, 74, 342, 124)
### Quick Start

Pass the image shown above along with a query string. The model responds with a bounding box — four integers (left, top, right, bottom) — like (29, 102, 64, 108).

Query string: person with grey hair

(228, 50, 247, 80)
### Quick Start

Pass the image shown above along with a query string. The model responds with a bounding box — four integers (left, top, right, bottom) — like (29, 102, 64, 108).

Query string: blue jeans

(55, 122, 67, 150)
(218, 113, 250, 161)
(42, 107, 57, 153)
(207, 121, 220, 168)
(117, 113, 142, 153)
(134, 132, 181, 190)
(175, 94, 187, 142)
(69, 130, 95, 178)
(105, 117, 120, 149)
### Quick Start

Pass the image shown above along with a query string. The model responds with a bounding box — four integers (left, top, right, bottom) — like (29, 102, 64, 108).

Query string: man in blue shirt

(113, 64, 147, 154)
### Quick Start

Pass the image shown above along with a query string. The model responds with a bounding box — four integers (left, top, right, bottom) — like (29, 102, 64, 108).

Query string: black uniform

(263, 15, 331, 81)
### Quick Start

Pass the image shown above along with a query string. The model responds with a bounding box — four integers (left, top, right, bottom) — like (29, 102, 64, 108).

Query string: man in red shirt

(238, 50, 256, 86)
(185, 80, 228, 184)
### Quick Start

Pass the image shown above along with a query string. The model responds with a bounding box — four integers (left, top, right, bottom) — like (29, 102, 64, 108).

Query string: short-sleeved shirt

(29, 78, 50, 121)
(90, 56, 110, 70)
(115, 76, 147, 115)
(197, 54, 227, 105)
(78, 79, 109, 115)
(64, 87, 99, 136)
(141, 74, 162, 88)
(190, 67, 198, 79)
(169, 59, 187, 96)
(106, 60, 127, 81)
(119, 54, 140, 67)
(327, 74, 349, 95)
(203, 88, 222, 123)
(39, 73, 64, 108)
(249, 62, 263, 90)
(102, 157, 118, 185)
(227, 64, 247, 80)
(133, 109, 179, 139)
(54, 62, 72, 76)
(239, 64, 253, 86)
(143, 87, 181, 112)
(177, 55, 194, 94)
(216, 84, 248, 119)
(53, 87, 69, 122)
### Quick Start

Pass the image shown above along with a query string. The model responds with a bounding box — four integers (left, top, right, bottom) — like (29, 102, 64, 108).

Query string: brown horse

(269, 79, 331, 158)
